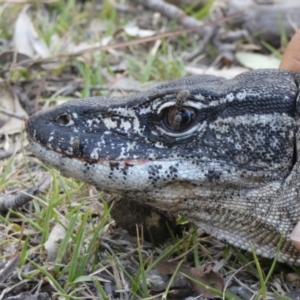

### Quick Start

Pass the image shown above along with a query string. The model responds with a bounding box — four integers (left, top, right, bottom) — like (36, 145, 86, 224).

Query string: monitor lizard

(26, 69, 300, 265)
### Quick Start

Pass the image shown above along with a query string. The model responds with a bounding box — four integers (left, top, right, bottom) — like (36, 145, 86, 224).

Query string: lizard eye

(163, 106, 196, 131)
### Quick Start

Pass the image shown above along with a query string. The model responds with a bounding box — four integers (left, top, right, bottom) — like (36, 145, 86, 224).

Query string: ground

(0, 0, 299, 299)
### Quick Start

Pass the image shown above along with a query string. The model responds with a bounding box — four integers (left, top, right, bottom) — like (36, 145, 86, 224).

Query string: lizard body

(26, 69, 300, 264)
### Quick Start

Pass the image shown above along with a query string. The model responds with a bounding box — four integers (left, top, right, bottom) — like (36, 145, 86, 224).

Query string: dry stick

(186, 28, 217, 61)
(0, 150, 15, 160)
(0, 176, 51, 212)
(0, 186, 40, 212)
(133, 0, 211, 30)
(134, 0, 250, 62)
(19, 12, 242, 68)
(132, 0, 219, 60)
(0, 255, 20, 284)
(0, 108, 26, 120)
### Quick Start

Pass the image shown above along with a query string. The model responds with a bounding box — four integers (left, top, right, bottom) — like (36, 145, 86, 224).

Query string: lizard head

(26, 69, 300, 263)
(26, 70, 297, 201)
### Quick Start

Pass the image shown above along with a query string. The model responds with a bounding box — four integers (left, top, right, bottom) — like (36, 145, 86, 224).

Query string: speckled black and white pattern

(26, 69, 300, 264)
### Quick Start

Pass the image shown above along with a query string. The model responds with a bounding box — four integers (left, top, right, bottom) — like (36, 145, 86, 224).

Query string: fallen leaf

(110, 77, 142, 91)
(0, 81, 28, 137)
(235, 51, 280, 69)
(66, 39, 112, 64)
(124, 21, 156, 38)
(186, 66, 248, 79)
(154, 260, 224, 298)
(189, 265, 224, 298)
(0, 81, 14, 127)
(155, 260, 179, 275)
(147, 267, 192, 298)
(13, 5, 50, 58)
(44, 217, 69, 262)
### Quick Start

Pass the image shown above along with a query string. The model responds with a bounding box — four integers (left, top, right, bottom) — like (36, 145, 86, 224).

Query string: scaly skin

(26, 69, 300, 264)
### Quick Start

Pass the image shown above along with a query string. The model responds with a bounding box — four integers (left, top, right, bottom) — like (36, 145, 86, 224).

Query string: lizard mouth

(27, 130, 149, 166)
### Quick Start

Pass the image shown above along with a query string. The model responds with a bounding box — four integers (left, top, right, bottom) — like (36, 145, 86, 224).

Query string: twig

(0, 150, 15, 160)
(133, 0, 210, 30)
(133, 0, 218, 60)
(133, 0, 247, 62)
(0, 255, 20, 284)
(0, 108, 26, 120)
(18, 12, 242, 68)
(0, 176, 52, 213)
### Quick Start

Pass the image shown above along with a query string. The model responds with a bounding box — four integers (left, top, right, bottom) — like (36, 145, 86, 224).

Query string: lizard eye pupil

(179, 109, 192, 125)
(164, 106, 195, 131)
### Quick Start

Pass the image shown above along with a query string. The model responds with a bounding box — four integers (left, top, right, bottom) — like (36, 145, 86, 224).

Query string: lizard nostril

(56, 113, 74, 126)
